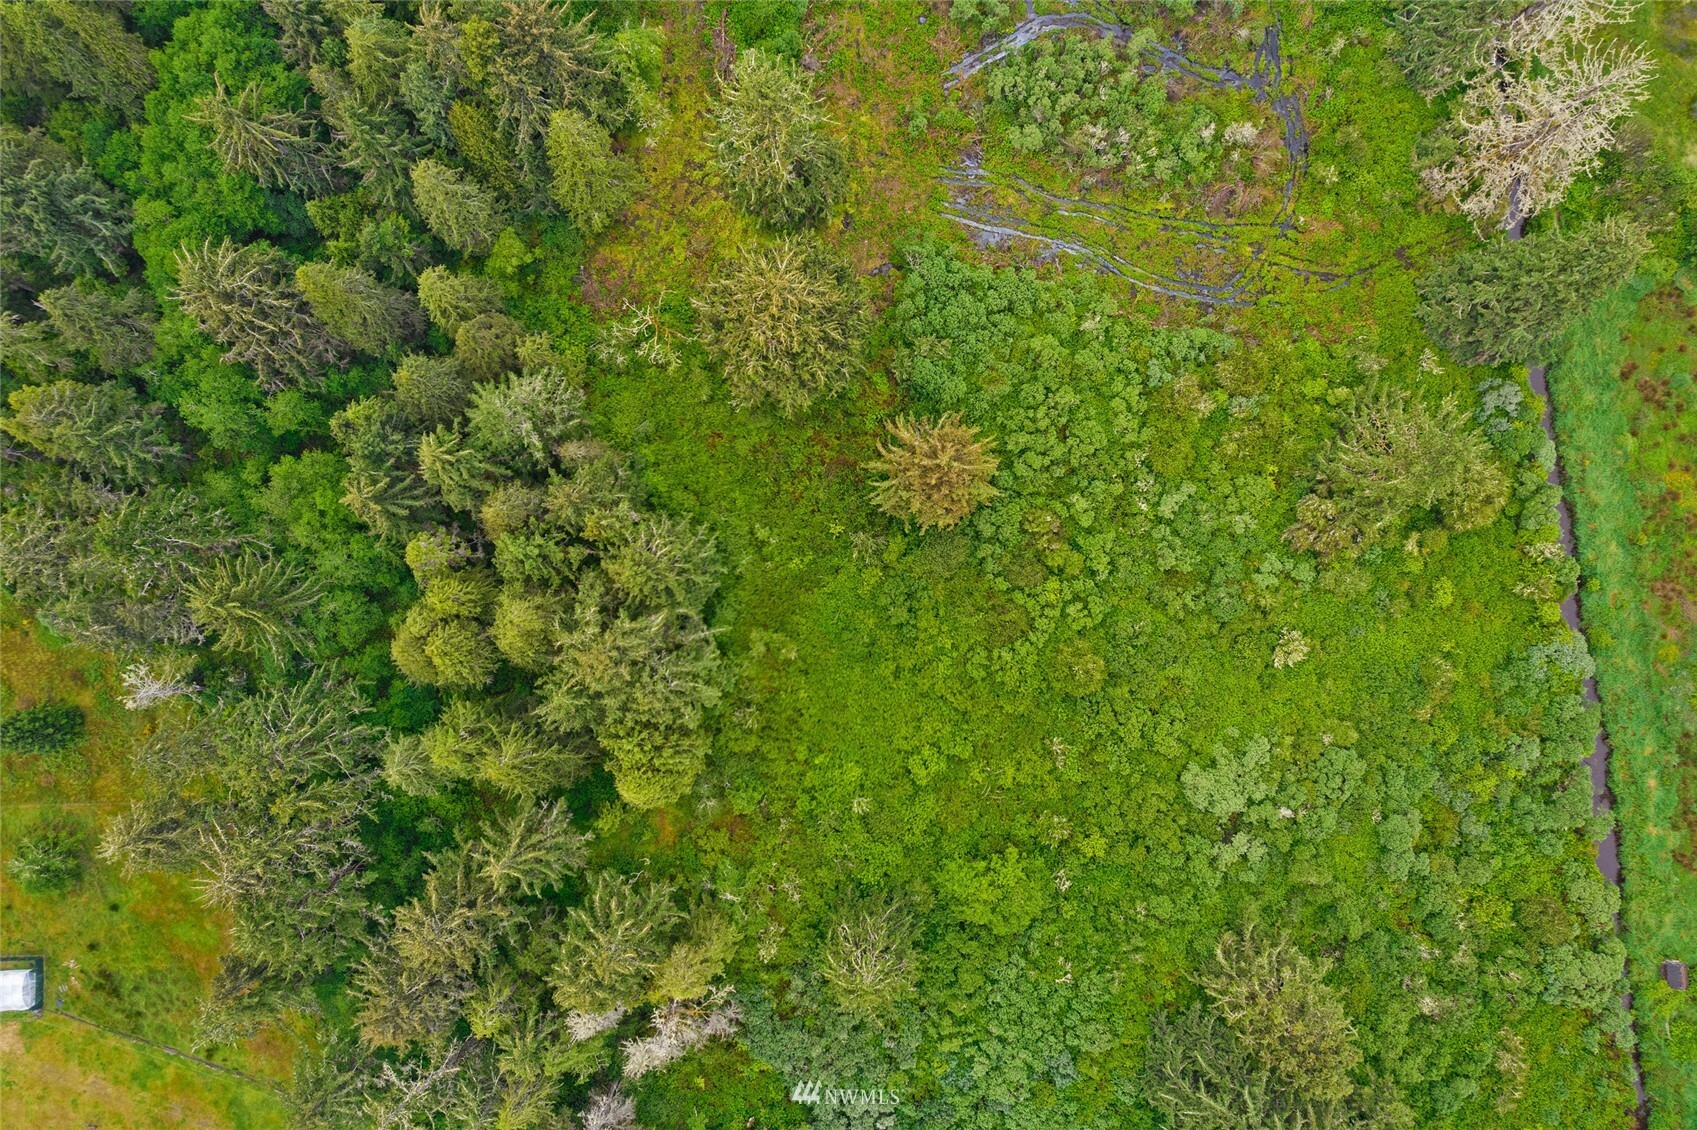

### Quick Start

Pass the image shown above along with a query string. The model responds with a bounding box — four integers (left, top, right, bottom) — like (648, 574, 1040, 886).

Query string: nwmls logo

(788, 1080, 901, 1108)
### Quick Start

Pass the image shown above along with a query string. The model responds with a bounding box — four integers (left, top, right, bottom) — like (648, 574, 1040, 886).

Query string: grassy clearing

(1541, 5, 1697, 1125)
(0, 1012, 287, 1130)
(1549, 273, 1697, 1129)
(1, 615, 292, 1126)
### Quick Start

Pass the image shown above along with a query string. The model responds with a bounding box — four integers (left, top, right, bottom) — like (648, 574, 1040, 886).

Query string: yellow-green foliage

(410, 158, 505, 253)
(491, 587, 559, 671)
(417, 266, 505, 334)
(545, 108, 636, 236)
(693, 235, 867, 414)
(295, 260, 422, 355)
(866, 413, 999, 530)
(1198, 928, 1364, 1103)
(392, 566, 499, 689)
(453, 311, 524, 381)
(601, 727, 708, 810)
(1285, 388, 1509, 559)
(447, 99, 522, 198)
(392, 353, 471, 425)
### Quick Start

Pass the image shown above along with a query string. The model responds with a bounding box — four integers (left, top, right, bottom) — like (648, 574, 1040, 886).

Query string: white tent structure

(0, 966, 39, 1012)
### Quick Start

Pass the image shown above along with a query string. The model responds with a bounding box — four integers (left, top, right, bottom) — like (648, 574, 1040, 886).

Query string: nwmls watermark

(788, 1079, 901, 1109)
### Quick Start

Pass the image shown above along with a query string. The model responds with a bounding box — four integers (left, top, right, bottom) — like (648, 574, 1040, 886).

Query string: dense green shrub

(949, 0, 1020, 39)
(130, 3, 306, 282)
(0, 702, 85, 756)
(6, 815, 87, 895)
(710, 0, 808, 59)
(986, 31, 1223, 182)
(938, 846, 1048, 935)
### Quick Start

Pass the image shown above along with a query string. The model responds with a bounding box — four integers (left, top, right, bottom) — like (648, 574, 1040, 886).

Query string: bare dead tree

(1423, 41, 1654, 231)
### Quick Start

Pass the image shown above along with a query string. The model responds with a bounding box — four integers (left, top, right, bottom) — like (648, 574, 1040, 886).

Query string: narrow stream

(938, 13, 1349, 307)
(1517, 216, 1649, 1121)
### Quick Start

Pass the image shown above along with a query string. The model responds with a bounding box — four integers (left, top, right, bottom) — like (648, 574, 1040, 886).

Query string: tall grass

(1549, 274, 1697, 1128)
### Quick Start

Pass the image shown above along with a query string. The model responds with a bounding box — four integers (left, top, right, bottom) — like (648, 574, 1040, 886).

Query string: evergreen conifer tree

(2, 380, 180, 487)
(0, 0, 152, 118)
(0, 129, 132, 278)
(392, 353, 473, 426)
(693, 236, 866, 415)
(36, 281, 157, 372)
(552, 871, 682, 1013)
(296, 261, 424, 355)
(417, 265, 506, 334)
(184, 551, 322, 664)
(411, 159, 507, 253)
(173, 239, 346, 390)
(185, 76, 334, 194)
(1417, 217, 1650, 365)
(709, 50, 847, 229)
(545, 109, 636, 236)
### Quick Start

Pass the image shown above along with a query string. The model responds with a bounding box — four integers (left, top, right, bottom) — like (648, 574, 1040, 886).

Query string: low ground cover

(0, 615, 291, 1125)
(1550, 274, 1697, 1127)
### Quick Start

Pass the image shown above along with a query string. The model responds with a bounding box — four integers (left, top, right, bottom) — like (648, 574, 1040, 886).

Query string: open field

(1, 618, 291, 1128)
(1551, 273, 1697, 1128)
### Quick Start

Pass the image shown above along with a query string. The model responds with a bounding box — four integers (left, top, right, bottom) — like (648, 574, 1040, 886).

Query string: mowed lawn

(1, 615, 292, 1129)
(0, 1013, 287, 1130)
